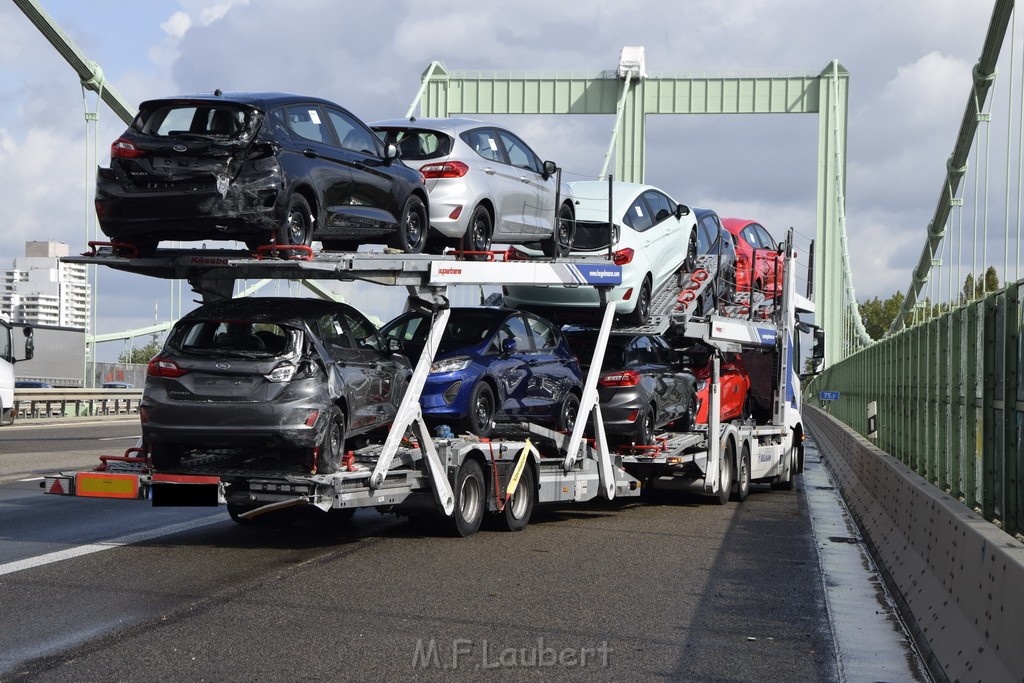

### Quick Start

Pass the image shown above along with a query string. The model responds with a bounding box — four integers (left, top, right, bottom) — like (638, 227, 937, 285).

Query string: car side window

(281, 105, 330, 144)
(314, 313, 353, 351)
(341, 310, 384, 351)
(754, 224, 777, 251)
(384, 314, 427, 343)
(327, 108, 380, 156)
(741, 225, 764, 250)
(643, 191, 675, 225)
(496, 130, 542, 174)
(524, 315, 557, 350)
(495, 314, 533, 352)
(697, 217, 715, 252)
(462, 128, 504, 163)
(623, 196, 654, 232)
(652, 336, 677, 364)
(630, 335, 657, 364)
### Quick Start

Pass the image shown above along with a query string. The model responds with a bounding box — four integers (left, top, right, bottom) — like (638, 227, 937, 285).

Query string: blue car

(381, 307, 583, 437)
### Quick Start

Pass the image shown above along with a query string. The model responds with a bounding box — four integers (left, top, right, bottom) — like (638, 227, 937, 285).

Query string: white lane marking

(98, 436, 141, 441)
(18, 477, 44, 482)
(0, 514, 225, 577)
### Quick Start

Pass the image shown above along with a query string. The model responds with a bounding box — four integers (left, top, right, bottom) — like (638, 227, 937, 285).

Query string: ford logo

(173, 144, 188, 153)
(216, 362, 231, 369)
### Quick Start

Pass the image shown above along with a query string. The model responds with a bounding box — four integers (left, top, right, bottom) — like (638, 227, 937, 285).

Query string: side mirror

(21, 326, 33, 362)
(501, 337, 517, 355)
(384, 142, 399, 162)
(675, 204, 691, 218)
(542, 160, 558, 181)
(812, 326, 825, 364)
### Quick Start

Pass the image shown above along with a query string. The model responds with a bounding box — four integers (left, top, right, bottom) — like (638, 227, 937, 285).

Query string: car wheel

(684, 227, 698, 272)
(494, 461, 535, 532)
(555, 392, 580, 432)
(680, 394, 697, 432)
(446, 458, 486, 537)
(623, 276, 652, 326)
(462, 205, 492, 260)
(732, 442, 751, 502)
(389, 195, 427, 253)
(631, 404, 656, 446)
(541, 203, 575, 258)
(461, 381, 495, 437)
(150, 442, 183, 470)
(714, 438, 734, 505)
(277, 194, 313, 248)
(315, 406, 346, 475)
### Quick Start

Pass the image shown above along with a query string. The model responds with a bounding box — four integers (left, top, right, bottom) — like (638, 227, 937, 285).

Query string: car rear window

(375, 128, 452, 161)
(134, 103, 256, 139)
(564, 333, 627, 368)
(572, 221, 615, 250)
(171, 321, 293, 356)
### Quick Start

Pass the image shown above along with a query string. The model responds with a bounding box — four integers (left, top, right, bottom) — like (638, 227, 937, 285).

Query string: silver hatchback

(372, 117, 575, 258)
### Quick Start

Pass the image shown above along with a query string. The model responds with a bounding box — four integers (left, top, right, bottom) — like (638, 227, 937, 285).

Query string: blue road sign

(819, 391, 840, 401)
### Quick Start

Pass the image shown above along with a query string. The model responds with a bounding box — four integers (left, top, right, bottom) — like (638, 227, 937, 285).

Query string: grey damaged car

(142, 297, 411, 474)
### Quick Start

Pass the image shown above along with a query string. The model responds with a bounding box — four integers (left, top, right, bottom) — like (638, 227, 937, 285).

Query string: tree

(117, 339, 163, 365)
(962, 266, 1000, 302)
(858, 291, 905, 340)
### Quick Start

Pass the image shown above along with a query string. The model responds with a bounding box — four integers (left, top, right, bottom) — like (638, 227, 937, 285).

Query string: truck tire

(714, 438, 734, 505)
(447, 458, 485, 537)
(732, 442, 751, 502)
(495, 462, 535, 532)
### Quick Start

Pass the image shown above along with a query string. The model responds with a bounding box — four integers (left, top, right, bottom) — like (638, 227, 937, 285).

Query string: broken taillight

(147, 357, 188, 378)
(419, 161, 469, 179)
(110, 138, 145, 159)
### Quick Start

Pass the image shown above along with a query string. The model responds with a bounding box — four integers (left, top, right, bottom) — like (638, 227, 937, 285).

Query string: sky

(0, 0, 1003, 359)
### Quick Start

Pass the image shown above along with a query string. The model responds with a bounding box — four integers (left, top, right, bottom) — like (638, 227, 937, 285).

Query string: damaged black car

(95, 92, 429, 256)
(141, 297, 412, 474)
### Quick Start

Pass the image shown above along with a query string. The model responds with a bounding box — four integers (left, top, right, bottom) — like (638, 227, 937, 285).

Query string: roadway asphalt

(0, 421, 928, 682)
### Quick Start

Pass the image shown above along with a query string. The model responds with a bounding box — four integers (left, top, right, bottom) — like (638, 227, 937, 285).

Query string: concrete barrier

(806, 406, 1024, 682)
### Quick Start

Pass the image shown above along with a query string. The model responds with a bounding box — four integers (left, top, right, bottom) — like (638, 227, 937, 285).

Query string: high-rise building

(0, 241, 90, 330)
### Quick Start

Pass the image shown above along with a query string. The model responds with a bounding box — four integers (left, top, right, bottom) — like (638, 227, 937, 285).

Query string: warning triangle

(48, 479, 65, 495)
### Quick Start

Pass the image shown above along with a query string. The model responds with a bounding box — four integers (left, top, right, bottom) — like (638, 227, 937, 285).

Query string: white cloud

(160, 11, 191, 40)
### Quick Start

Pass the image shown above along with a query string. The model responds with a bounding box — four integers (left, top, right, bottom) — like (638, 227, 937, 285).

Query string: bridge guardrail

(13, 389, 142, 420)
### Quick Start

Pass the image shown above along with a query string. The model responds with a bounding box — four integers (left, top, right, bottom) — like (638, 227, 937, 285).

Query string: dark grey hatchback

(95, 92, 429, 256)
(142, 297, 411, 474)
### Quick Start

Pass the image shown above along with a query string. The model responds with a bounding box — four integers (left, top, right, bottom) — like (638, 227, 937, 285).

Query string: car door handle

(519, 176, 530, 183)
(353, 161, 366, 170)
(303, 149, 319, 159)
(483, 167, 496, 175)
(527, 359, 540, 366)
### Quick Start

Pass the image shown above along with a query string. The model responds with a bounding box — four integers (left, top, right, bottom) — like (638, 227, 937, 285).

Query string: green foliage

(858, 291, 905, 339)
(962, 266, 1000, 302)
(117, 339, 163, 365)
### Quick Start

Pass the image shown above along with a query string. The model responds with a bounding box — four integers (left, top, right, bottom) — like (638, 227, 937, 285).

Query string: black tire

(631, 403, 656, 446)
(541, 203, 575, 258)
(461, 381, 495, 437)
(732, 442, 751, 502)
(150, 442, 183, 470)
(796, 440, 805, 474)
(555, 392, 580, 433)
(679, 394, 697, 433)
(684, 227, 698, 272)
(315, 406, 346, 475)
(447, 458, 486, 537)
(321, 239, 361, 252)
(772, 443, 797, 490)
(623, 276, 652, 326)
(277, 194, 313, 248)
(714, 438, 734, 505)
(461, 205, 492, 260)
(389, 195, 427, 253)
(495, 461, 535, 532)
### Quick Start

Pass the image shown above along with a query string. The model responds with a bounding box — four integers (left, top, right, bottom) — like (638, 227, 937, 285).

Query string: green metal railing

(806, 280, 1023, 533)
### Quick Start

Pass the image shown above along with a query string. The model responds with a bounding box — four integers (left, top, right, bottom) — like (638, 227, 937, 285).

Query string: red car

(691, 352, 751, 424)
(721, 218, 784, 297)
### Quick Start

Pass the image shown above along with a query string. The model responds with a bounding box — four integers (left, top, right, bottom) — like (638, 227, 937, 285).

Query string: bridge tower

(412, 52, 850, 366)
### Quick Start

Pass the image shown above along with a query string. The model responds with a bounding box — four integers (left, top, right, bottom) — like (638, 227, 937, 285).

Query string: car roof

(138, 92, 349, 111)
(370, 117, 490, 134)
(567, 181, 680, 220)
(180, 297, 367, 327)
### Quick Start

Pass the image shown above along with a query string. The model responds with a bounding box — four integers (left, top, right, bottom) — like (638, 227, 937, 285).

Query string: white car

(371, 117, 575, 259)
(503, 181, 697, 326)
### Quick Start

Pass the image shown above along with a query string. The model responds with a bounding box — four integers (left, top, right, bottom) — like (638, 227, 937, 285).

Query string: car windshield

(134, 103, 258, 140)
(572, 221, 616, 250)
(169, 320, 294, 358)
(375, 128, 452, 161)
(438, 311, 502, 354)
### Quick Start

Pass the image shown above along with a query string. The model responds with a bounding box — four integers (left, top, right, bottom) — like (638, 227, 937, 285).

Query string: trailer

(42, 228, 820, 534)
